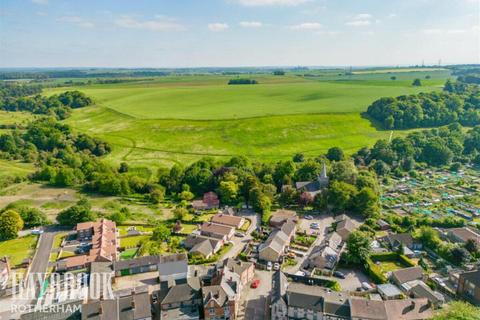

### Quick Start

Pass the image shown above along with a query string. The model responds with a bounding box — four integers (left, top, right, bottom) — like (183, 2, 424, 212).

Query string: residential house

(158, 277, 202, 320)
(295, 163, 329, 197)
(113, 255, 161, 277)
(307, 232, 343, 271)
(184, 234, 223, 259)
(259, 220, 297, 262)
(221, 258, 254, 286)
(82, 288, 152, 320)
(269, 210, 298, 228)
(271, 271, 288, 320)
(158, 253, 189, 282)
(210, 213, 244, 229)
(402, 280, 445, 308)
(457, 269, 480, 306)
(202, 266, 242, 320)
(447, 227, 480, 246)
(336, 217, 356, 241)
(57, 219, 118, 271)
(199, 222, 235, 241)
(191, 192, 220, 211)
(377, 219, 391, 231)
(350, 298, 433, 320)
(285, 282, 350, 319)
(391, 267, 425, 286)
(379, 233, 423, 258)
(377, 284, 403, 300)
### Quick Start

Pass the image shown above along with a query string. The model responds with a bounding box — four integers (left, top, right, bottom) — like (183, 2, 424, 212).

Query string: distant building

(307, 232, 343, 271)
(377, 219, 391, 231)
(191, 192, 220, 211)
(269, 210, 298, 228)
(457, 269, 480, 306)
(184, 234, 223, 258)
(295, 163, 329, 197)
(199, 222, 235, 241)
(349, 297, 433, 320)
(447, 227, 480, 246)
(336, 217, 356, 241)
(210, 213, 244, 229)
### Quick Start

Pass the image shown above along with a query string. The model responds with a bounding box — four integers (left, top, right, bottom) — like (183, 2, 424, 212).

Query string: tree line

(366, 79, 480, 129)
(228, 79, 258, 85)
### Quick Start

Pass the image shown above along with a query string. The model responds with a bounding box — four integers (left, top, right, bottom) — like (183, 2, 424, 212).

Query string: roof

(383, 233, 415, 248)
(271, 271, 288, 304)
(259, 229, 289, 255)
(384, 298, 433, 320)
(81, 291, 151, 320)
(448, 227, 480, 244)
(223, 258, 253, 277)
(336, 218, 356, 233)
(73, 219, 117, 265)
(161, 277, 201, 305)
(210, 213, 243, 227)
(158, 253, 188, 278)
(308, 245, 339, 270)
(200, 222, 234, 237)
(190, 239, 214, 257)
(202, 284, 231, 306)
(408, 281, 445, 304)
(391, 267, 424, 285)
(459, 269, 480, 286)
(269, 209, 298, 225)
(184, 234, 221, 250)
(349, 298, 388, 320)
(377, 284, 402, 297)
(113, 255, 160, 271)
(280, 220, 297, 238)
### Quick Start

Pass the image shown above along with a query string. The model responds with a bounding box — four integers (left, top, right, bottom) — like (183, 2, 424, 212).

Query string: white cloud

(447, 29, 467, 34)
(346, 20, 371, 27)
(32, 0, 48, 4)
(353, 13, 372, 20)
(387, 13, 397, 18)
(208, 23, 229, 31)
(57, 16, 94, 28)
(115, 16, 185, 31)
(237, 0, 310, 6)
(421, 28, 442, 35)
(239, 21, 263, 28)
(289, 22, 322, 30)
(346, 13, 373, 27)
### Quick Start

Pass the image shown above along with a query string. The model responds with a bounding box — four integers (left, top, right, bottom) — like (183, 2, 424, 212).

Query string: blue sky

(0, 0, 479, 67)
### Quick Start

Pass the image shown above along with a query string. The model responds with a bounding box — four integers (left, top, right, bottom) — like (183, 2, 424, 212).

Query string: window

(209, 308, 215, 315)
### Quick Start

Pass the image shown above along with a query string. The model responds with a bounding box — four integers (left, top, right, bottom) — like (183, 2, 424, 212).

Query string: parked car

(273, 262, 280, 271)
(361, 282, 373, 290)
(31, 229, 44, 235)
(251, 279, 260, 288)
(310, 223, 319, 229)
(295, 271, 306, 277)
(333, 271, 346, 279)
(235, 232, 245, 238)
(304, 215, 313, 220)
(267, 261, 272, 271)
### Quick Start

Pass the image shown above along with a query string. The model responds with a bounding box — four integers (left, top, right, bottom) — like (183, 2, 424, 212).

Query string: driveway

(323, 268, 370, 291)
(284, 214, 335, 274)
(238, 270, 272, 320)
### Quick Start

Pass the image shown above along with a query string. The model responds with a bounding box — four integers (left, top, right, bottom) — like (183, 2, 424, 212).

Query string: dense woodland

(366, 79, 480, 129)
(228, 78, 258, 85)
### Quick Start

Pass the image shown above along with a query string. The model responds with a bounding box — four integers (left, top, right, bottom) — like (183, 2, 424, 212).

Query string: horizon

(1, 0, 479, 68)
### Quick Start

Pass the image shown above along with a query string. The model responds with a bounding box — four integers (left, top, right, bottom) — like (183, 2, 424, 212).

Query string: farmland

(44, 69, 450, 168)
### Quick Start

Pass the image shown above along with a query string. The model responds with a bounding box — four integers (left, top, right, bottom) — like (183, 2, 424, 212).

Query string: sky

(0, 0, 479, 68)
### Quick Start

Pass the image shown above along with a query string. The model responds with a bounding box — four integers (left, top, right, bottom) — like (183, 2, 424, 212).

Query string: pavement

(238, 270, 272, 320)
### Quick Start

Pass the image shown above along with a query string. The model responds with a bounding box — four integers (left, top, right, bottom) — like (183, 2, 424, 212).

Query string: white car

(310, 223, 319, 229)
(266, 261, 272, 271)
(273, 262, 280, 271)
(304, 215, 313, 220)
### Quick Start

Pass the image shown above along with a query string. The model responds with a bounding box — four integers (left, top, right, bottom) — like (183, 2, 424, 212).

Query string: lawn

(42, 70, 449, 167)
(120, 248, 138, 260)
(0, 235, 38, 267)
(53, 232, 68, 249)
(120, 235, 150, 248)
(374, 261, 407, 274)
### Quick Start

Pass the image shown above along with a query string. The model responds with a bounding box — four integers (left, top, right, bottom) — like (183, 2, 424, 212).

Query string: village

(0, 166, 478, 320)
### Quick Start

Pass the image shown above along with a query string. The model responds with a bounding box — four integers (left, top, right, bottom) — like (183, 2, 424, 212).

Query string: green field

(0, 235, 38, 267)
(43, 69, 451, 167)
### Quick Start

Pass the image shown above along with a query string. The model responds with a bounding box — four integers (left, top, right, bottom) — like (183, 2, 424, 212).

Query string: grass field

(0, 235, 38, 267)
(43, 69, 452, 167)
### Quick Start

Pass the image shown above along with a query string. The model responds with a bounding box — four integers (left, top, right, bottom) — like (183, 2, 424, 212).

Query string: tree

(279, 185, 298, 205)
(218, 180, 239, 205)
(56, 198, 95, 226)
(152, 224, 171, 242)
(354, 187, 379, 217)
(465, 238, 479, 254)
(327, 181, 357, 213)
(450, 247, 471, 265)
(249, 187, 271, 213)
(0, 210, 24, 240)
(149, 186, 165, 204)
(118, 162, 129, 173)
(330, 161, 357, 184)
(173, 207, 188, 221)
(17, 207, 49, 228)
(412, 78, 422, 86)
(326, 147, 345, 162)
(344, 231, 372, 264)
(390, 76, 396, 80)
(108, 211, 127, 224)
(292, 153, 305, 163)
(432, 301, 480, 320)
(298, 191, 314, 207)
(179, 190, 194, 201)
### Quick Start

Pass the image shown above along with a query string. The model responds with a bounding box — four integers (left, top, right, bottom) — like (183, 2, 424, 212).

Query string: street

(222, 211, 259, 260)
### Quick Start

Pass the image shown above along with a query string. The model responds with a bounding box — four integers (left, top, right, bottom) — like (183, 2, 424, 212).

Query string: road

(238, 270, 272, 320)
(27, 228, 56, 293)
